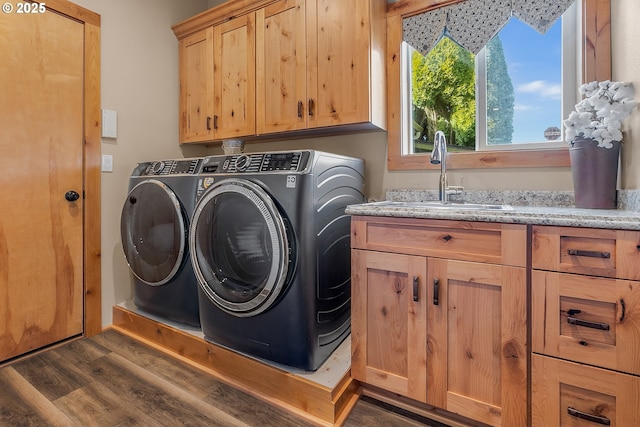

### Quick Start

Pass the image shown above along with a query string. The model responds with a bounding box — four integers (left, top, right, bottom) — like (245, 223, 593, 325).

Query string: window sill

(388, 147, 570, 170)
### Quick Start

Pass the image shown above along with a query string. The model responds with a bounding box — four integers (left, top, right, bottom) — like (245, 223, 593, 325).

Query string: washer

(120, 157, 202, 326)
(190, 150, 365, 371)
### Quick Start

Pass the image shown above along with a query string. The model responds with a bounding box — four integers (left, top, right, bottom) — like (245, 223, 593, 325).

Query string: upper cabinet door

(256, 0, 307, 134)
(307, 0, 385, 129)
(213, 13, 256, 139)
(179, 28, 214, 143)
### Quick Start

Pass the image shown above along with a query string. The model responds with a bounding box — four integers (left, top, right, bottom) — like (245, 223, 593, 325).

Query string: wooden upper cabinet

(176, 14, 255, 143)
(174, 0, 386, 143)
(256, 0, 307, 133)
(214, 13, 256, 139)
(307, 0, 385, 129)
(179, 28, 214, 143)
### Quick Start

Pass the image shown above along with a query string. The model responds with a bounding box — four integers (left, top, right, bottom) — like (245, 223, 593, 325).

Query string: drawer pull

(567, 407, 611, 425)
(620, 298, 626, 322)
(567, 316, 610, 331)
(297, 101, 303, 118)
(413, 276, 419, 302)
(433, 279, 440, 306)
(567, 249, 610, 258)
(308, 98, 315, 116)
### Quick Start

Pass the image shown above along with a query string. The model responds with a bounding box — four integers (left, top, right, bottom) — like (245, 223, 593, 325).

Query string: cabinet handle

(620, 298, 626, 322)
(206, 116, 212, 130)
(308, 98, 314, 116)
(213, 115, 218, 130)
(567, 249, 610, 258)
(567, 316, 610, 331)
(297, 101, 303, 118)
(412, 276, 419, 302)
(567, 407, 611, 425)
(433, 278, 439, 306)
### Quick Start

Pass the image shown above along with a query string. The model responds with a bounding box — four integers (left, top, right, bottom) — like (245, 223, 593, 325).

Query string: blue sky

(495, 17, 563, 143)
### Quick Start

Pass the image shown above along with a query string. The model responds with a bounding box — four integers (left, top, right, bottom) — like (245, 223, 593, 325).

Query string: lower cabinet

(532, 354, 640, 426)
(531, 225, 640, 426)
(351, 216, 528, 427)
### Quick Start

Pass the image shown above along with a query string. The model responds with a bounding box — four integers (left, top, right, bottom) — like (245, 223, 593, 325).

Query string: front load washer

(190, 150, 364, 370)
(121, 157, 202, 326)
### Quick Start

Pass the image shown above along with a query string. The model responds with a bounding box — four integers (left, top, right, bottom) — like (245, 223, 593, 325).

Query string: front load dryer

(190, 150, 365, 370)
(121, 158, 202, 326)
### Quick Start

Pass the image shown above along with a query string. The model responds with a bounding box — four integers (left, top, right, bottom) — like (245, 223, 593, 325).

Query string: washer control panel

(200, 151, 310, 174)
(139, 158, 201, 176)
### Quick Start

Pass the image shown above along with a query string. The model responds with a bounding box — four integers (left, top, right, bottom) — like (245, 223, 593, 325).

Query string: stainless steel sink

(369, 200, 514, 211)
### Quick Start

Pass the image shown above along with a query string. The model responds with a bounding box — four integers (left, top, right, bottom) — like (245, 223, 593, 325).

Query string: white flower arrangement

(563, 80, 636, 148)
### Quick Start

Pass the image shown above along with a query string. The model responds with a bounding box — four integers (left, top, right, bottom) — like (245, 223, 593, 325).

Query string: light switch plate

(101, 154, 113, 172)
(102, 109, 117, 138)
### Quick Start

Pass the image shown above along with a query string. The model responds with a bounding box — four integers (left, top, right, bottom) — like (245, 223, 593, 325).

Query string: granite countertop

(345, 190, 640, 231)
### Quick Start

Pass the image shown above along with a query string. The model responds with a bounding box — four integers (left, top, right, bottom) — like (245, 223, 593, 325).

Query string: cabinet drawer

(532, 354, 640, 427)
(532, 270, 640, 375)
(532, 226, 640, 279)
(351, 216, 527, 267)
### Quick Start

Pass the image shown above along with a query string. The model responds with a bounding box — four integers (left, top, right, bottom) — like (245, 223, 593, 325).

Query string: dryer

(121, 157, 202, 326)
(190, 150, 365, 370)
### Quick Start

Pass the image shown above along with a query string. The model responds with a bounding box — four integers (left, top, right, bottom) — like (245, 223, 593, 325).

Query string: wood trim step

(112, 305, 360, 426)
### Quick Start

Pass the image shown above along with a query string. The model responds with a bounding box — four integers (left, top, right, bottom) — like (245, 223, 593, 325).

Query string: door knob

(65, 190, 80, 202)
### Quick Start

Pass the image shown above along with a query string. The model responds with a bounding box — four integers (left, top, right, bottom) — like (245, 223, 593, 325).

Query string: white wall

(71, 0, 210, 327)
(613, 0, 640, 188)
(70, 0, 639, 327)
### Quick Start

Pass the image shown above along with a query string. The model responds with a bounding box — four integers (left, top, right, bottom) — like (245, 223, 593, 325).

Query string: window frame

(386, 0, 612, 171)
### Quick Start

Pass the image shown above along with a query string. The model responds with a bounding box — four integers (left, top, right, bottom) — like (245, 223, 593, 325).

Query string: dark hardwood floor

(0, 329, 445, 426)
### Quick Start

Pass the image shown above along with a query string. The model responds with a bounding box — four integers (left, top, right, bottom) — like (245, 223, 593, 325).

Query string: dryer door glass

(190, 179, 291, 316)
(121, 180, 186, 286)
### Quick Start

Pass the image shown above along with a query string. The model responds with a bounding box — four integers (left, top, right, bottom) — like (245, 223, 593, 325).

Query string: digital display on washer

(171, 160, 194, 174)
(262, 152, 302, 171)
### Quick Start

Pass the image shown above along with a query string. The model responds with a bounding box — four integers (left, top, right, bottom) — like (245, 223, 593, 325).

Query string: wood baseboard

(112, 305, 360, 426)
(362, 386, 489, 427)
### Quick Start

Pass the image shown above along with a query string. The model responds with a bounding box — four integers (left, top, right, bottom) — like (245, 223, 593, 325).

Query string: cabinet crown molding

(172, 0, 279, 39)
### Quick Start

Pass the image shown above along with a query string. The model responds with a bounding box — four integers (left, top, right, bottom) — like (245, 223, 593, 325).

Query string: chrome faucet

(430, 131, 449, 202)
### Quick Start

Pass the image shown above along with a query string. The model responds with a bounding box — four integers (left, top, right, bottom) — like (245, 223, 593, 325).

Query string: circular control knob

(150, 161, 165, 174)
(235, 155, 251, 171)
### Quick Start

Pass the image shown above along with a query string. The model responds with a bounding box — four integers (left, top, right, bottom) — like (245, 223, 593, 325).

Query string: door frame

(46, 0, 102, 336)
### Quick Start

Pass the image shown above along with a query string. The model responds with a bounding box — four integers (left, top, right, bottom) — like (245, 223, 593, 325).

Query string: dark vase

(569, 136, 620, 209)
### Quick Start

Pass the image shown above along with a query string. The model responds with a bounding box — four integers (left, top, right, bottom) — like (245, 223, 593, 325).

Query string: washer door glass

(190, 178, 290, 316)
(120, 179, 186, 286)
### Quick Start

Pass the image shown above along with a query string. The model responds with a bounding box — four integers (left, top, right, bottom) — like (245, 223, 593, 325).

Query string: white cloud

(514, 103, 541, 111)
(517, 80, 562, 100)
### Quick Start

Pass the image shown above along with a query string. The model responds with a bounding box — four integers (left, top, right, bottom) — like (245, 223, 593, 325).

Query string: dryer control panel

(136, 158, 201, 176)
(200, 151, 310, 174)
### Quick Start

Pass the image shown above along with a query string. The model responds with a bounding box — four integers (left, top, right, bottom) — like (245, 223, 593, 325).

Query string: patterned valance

(403, 0, 575, 55)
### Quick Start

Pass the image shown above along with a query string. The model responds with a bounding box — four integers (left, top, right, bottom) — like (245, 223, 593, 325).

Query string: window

(403, 2, 576, 155)
(387, 0, 612, 171)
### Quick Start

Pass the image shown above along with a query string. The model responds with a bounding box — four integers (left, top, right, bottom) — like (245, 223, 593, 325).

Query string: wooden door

(427, 259, 527, 427)
(256, 0, 307, 134)
(307, 0, 372, 127)
(213, 13, 256, 139)
(351, 249, 427, 402)
(179, 27, 214, 143)
(0, 8, 85, 361)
